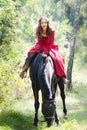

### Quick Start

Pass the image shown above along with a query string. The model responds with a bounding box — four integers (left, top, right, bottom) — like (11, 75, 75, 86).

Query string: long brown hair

(36, 17, 52, 40)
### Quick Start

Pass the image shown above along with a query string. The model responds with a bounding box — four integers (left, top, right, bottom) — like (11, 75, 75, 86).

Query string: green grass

(0, 84, 87, 130)
(0, 66, 87, 130)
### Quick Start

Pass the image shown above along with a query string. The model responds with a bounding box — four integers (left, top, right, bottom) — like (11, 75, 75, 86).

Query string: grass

(0, 84, 87, 130)
(0, 65, 87, 130)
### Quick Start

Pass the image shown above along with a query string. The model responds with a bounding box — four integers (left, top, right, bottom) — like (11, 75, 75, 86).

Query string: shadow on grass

(0, 109, 40, 130)
(68, 107, 87, 124)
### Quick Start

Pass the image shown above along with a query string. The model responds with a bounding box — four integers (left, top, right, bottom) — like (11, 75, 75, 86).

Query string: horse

(29, 52, 68, 127)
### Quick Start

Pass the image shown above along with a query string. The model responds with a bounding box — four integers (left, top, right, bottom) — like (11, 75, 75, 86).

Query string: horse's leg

(54, 109, 61, 125)
(32, 85, 40, 126)
(53, 83, 60, 125)
(58, 78, 68, 119)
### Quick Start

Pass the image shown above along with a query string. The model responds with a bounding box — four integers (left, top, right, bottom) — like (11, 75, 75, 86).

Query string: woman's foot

(63, 78, 69, 84)
(20, 71, 27, 79)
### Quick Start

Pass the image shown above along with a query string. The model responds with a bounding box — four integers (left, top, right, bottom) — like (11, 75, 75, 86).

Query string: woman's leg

(20, 53, 37, 78)
(20, 57, 30, 78)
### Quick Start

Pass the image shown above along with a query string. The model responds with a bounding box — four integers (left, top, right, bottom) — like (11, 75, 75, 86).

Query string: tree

(67, 0, 81, 91)
(0, 0, 17, 45)
(61, 0, 65, 21)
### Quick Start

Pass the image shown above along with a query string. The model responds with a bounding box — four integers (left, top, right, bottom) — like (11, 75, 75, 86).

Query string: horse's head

(42, 100, 56, 127)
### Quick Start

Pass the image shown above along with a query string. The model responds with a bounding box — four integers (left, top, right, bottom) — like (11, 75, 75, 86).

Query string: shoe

(20, 71, 27, 79)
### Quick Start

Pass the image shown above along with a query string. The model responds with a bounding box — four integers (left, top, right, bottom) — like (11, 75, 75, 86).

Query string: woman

(20, 16, 68, 84)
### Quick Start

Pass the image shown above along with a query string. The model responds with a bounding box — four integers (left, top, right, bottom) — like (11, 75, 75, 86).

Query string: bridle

(42, 99, 56, 119)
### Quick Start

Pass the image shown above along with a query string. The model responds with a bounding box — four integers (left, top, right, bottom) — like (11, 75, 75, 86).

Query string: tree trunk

(67, 0, 81, 91)
(61, 0, 65, 21)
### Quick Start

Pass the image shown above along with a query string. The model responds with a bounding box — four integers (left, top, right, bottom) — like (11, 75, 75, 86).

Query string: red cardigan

(28, 30, 66, 77)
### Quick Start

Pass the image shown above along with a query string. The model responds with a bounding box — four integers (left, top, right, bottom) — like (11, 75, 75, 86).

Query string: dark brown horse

(29, 52, 68, 127)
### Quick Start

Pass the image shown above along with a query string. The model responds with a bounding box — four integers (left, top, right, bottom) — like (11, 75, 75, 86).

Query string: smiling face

(40, 18, 48, 31)
(36, 17, 51, 38)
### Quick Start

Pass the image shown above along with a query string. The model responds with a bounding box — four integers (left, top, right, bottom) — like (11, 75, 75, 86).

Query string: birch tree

(67, 0, 81, 91)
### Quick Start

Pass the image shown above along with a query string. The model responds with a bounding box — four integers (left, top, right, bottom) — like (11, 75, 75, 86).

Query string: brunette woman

(20, 16, 68, 84)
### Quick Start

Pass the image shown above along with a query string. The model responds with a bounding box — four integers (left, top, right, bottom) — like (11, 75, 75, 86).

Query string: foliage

(75, 0, 87, 64)
(0, 0, 86, 130)
(0, 0, 87, 107)
(0, 0, 32, 103)
(0, 0, 17, 45)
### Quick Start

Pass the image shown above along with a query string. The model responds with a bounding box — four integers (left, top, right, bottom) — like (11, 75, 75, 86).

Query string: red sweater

(28, 30, 66, 77)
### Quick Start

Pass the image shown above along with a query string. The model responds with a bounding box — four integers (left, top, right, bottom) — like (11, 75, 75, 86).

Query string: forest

(0, 0, 87, 130)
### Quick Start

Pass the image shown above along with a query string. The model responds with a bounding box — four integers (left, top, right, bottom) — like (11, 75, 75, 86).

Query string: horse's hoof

(58, 121, 62, 126)
(55, 120, 61, 126)
(64, 114, 68, 119)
